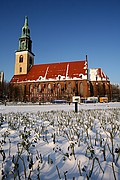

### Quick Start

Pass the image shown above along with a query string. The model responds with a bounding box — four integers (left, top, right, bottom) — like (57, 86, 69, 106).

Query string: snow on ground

(0, 102, 120, 113)
(0, 102, 120, 180)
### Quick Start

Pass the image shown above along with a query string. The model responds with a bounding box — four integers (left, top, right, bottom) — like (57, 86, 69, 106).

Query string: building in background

(10, 17, 111, 102)
(89, 68, 112, 101)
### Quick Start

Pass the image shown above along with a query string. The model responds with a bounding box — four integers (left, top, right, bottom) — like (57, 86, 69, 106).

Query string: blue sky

(0, 0, 120, 84)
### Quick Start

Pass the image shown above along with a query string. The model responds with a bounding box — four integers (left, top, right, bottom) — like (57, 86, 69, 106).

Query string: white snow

(89, 68, 107, 81)
(0, 102, 120, 179)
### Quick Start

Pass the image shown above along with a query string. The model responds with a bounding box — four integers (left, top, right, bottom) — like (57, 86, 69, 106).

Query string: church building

(10, 17, 112, 102)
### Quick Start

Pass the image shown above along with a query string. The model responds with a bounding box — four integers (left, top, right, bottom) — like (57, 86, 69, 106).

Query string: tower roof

(21, 16, 30, 38)
(17, 16, 33, 52)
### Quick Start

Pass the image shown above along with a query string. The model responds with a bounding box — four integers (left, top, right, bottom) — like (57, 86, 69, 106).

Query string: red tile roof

(11, 60, 88, 83)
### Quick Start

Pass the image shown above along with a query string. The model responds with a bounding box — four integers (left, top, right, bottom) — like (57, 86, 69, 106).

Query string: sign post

(72, 96, 80, 113)
(75, 102, 78, 113)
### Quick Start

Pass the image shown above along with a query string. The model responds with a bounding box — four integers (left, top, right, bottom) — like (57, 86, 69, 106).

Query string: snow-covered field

(0, 102, 120, 179)
(1, 102, 120, 113)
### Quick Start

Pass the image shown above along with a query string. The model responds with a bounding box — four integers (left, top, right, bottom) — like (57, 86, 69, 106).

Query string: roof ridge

(32, 60, 86, 66)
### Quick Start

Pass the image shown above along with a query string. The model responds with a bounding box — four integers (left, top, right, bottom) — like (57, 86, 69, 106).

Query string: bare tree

(111, 84, 120, 102)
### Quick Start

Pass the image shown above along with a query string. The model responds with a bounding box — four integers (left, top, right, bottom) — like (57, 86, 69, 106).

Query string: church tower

(14, 16, 35, 75)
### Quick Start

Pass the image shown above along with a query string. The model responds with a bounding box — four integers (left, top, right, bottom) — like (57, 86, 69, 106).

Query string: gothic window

(68, 82, 71, 88)
(57, 83, 61, 90)
(80, 82, 83, 97)
(44, 84, 46, 88)
(19, 55, 23, 63)
(30, 85, 32, 93)
(67, 82, 72, 94)
(38, 84, 41, 92)
(20, 67, 22, 73)
(53, 83, 55, 90)
(48, 84, 51, 90)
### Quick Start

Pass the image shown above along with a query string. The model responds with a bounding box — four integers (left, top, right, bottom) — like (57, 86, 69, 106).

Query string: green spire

(18, 16, 32, 52)
(25, 16, 28, 26)
(22, 16, 30, 37)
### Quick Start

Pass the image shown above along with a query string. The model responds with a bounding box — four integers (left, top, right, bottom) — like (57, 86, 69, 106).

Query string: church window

(19, 55, 23, 63)
(20, 67, 22, 73)
(68, 82, 71, 88)
(80, 82, 83, 96)
(48, 84, 51, 90)
(38, 84, 41, 92)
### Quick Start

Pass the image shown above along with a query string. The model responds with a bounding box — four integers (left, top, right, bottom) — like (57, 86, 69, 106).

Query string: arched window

(80, 82, 83, 96)
(57, 83, 61, 89)
(48, 84, 51, 90)
(38, 84, 41, 92)
(20, 67, 22, 73)
(19, 55, 23, 63)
